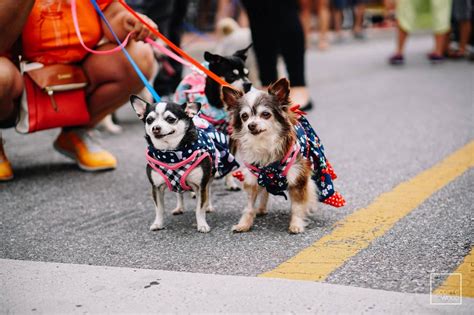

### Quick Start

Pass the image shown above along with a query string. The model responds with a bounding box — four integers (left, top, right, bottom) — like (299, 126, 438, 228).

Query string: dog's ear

(233, 43, 252, 61)
(222, 85, 243, 111)
(268, 78, 290, 106)
(130, 95, 150, 120)
(204, 51, 223, 64)
(181, 102, 201, 118)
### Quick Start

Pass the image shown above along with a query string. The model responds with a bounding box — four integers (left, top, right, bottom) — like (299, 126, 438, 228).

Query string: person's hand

(123, 12, 158, 41)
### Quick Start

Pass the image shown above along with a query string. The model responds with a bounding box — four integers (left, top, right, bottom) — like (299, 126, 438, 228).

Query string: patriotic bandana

(174, 64, 229, 133)
(247, 116, 345, 208)
(147, 118, 239, 193)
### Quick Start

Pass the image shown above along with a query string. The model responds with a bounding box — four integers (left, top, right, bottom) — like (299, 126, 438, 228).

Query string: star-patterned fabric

(247, 116, 345, 207)
(147, 121, 239, 192)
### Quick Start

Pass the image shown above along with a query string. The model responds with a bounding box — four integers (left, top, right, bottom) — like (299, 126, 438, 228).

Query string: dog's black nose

(243, 82, 252, 93)
(152, 125, 161, 133)
(248, 122, 257, 131)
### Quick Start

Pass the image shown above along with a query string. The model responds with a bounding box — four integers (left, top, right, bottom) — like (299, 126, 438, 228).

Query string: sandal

(427, 52, 445, 64)
(388, 54, 404, 65)
(446, 49, 465, 60)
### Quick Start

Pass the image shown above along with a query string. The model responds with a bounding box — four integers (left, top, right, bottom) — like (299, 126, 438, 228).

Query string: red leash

(118, 0, 229, 87)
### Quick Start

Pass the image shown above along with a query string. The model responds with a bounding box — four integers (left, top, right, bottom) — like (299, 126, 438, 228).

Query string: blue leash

(89, 0, 161, 102)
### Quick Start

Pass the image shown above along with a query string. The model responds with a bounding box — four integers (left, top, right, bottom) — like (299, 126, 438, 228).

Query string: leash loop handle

(71, 0, 134, 55)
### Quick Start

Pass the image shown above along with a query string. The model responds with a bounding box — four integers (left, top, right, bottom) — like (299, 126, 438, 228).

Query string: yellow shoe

(0, 135, 13, 181)
(53, 129, 117, 172)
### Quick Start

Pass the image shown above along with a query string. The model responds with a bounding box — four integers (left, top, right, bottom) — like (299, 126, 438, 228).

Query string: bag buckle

(45, 87, 59, 112)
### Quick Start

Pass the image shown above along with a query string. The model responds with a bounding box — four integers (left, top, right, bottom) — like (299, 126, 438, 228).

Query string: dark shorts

(452, 0, 473, 22)
(331, 0, 367, 10)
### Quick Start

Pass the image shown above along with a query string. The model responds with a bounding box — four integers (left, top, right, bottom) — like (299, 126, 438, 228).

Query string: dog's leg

(150, 186, 165, 231)
(232, 183, 259, 232)
(195, 185, 211, 233)
(256, 190, 269, 216)
(225, 173, 241, 191)
(172, 193, 184, 215)
(205, 183, 216, 213)
(288, 179, 313, 234)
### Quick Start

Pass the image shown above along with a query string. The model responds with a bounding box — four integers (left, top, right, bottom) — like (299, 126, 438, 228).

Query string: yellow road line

(434, 248, 474, 298)
(260, 141, 474, 281)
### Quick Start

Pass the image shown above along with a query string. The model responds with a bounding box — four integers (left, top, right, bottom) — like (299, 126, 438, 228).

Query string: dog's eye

(241, 113, 249, 121)
(165, 116, 177, 124)
(146, 117, 154, 124)
(243, 68, 249, 75)
(261, 112, 271, 119)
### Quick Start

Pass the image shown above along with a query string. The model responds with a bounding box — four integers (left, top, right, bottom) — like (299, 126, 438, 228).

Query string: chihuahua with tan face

(222, 78, 345, 233)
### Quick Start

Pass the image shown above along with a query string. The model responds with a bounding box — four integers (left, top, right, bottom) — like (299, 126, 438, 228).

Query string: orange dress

(22, 0, 113, 65)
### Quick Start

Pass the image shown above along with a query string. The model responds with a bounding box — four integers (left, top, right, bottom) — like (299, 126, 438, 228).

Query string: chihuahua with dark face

(174, 45, 254, 191)
(131, 96, 217, 233)
(222, 78, 345, 233)
(203, 44, 253, 108)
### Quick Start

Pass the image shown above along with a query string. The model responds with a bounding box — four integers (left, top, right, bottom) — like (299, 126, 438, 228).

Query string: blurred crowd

(0, 0, 472, 181)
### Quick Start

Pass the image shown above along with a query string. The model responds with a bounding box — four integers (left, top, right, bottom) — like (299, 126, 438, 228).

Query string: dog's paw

(171, 207, 184, 215)
(206, 205, 216, 213)
(256, 207, 268, 216)
(225, 184, 241, 191)
(288, 224, 305, 234)
(150, 222, 164, 231)
(231, 223, 251, 233)
(225, 176, 241, 191)
(197, 223, 211, 233)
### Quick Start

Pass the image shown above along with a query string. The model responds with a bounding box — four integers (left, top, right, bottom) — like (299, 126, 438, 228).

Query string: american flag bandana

(247, 116, 345, 208)
(147, 120, 239, 193)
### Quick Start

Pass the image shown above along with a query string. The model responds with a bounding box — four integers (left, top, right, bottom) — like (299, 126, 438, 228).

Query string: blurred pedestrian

(0, 0, 157, 180)
(241, 0, 312, 110)
(445, 0, 472, 59)
(352, 0, 367, 39)
(331, 0, 367, 42)
(389, 0, 453, 65)
(300, 0, 331, 50)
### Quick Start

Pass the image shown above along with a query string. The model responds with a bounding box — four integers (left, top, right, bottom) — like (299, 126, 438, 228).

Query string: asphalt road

(1, 33, 472, 297)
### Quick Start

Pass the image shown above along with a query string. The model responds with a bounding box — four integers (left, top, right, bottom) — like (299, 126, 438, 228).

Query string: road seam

(259, 141, 474, 282)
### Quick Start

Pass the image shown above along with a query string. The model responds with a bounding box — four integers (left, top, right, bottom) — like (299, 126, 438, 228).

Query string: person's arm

(102, 1, 158, 42)
(0, 0, 35, 53)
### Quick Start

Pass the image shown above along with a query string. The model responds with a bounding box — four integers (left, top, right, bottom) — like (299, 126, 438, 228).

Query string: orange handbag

(16, 63, 90, 133)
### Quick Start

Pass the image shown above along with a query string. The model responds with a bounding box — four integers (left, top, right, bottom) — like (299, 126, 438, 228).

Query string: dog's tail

(216, 17, 240, 37)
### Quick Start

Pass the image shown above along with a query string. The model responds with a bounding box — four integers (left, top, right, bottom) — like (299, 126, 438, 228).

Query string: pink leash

(145, 38, 192, 68)
(71, 0, 134, 55)
(72, 0, 203, 72)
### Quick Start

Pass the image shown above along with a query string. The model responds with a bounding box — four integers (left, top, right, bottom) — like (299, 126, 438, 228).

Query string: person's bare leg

(0, 57, 22, 180)
(333, 9, 343, 40)
(458, 21, 472, 54)
(0, 57, 22, 124)
(299, 0, 312, 44)
(396, 26, 408, 55)
(318, 0, 330, 50)
(433, 32, 447, 56)
(353, 3, 365, 35)
(82, 41, 154, 127)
